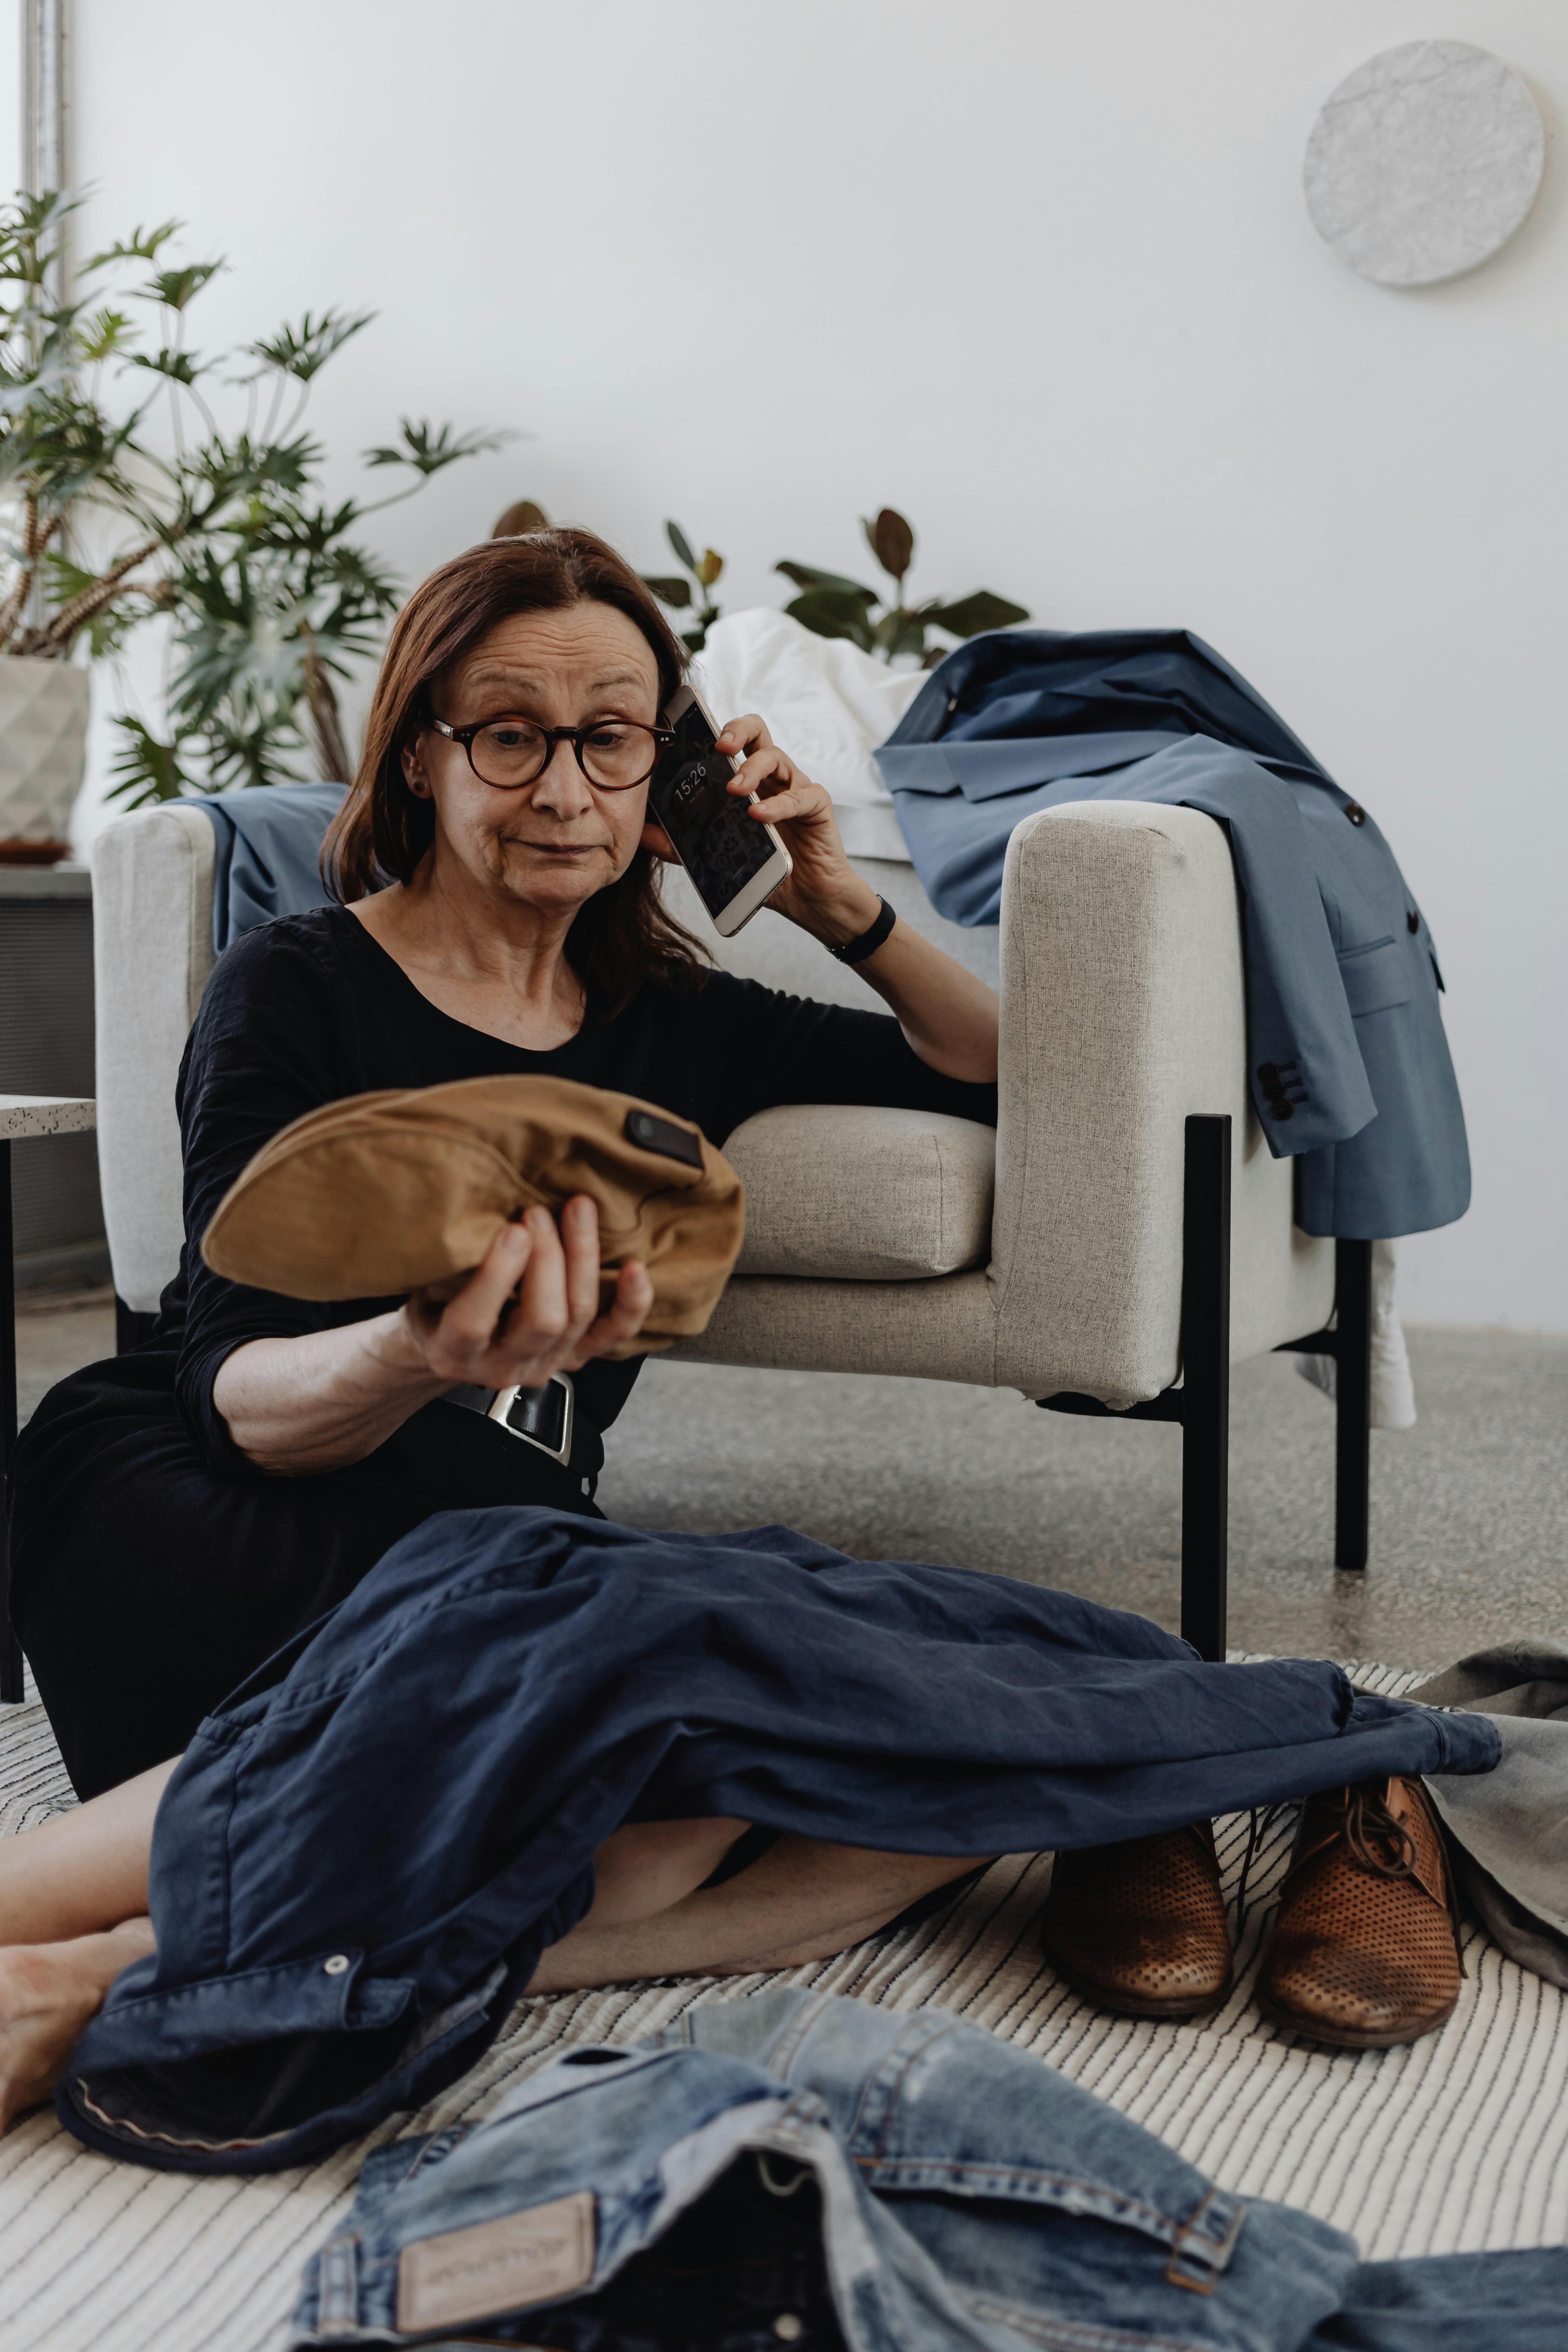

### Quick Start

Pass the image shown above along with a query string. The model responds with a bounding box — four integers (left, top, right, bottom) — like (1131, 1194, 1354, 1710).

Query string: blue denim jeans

(289, 1989, 1565, 2351)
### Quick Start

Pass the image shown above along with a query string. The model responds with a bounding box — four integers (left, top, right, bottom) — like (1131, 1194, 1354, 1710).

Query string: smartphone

(651, 684, 793, 937)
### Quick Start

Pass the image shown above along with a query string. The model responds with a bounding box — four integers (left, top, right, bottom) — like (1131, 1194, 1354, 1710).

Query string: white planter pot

(0, 656, 89, 861)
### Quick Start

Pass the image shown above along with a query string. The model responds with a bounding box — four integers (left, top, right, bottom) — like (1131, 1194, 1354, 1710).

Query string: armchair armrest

(989, 802, 1330, 1405)
(92, 803, 216, 1313)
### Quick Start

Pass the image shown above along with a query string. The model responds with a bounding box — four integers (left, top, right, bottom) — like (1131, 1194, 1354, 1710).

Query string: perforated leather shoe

(1040, 1821, 1233, 2018)
(1256, 1775, 1461, 2050)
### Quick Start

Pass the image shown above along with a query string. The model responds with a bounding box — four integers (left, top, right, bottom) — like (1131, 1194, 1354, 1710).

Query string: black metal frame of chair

(1040, 1113, 1374, 1661)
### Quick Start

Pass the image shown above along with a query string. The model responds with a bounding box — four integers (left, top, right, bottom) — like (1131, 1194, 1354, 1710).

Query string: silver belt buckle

(485, 1371, 575, 1466)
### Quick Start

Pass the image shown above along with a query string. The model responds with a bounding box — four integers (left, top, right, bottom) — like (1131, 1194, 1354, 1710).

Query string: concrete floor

(19, 1290, 1566, 1670)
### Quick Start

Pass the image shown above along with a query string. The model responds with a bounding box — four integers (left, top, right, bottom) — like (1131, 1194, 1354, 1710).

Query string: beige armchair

(90, 796, 1371, 1658)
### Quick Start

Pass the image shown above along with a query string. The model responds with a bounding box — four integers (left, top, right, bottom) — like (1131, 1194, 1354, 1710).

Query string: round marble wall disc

(1304, 40, 1544, 287)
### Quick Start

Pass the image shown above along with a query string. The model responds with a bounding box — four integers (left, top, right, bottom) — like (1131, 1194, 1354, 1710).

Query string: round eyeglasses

(428, 713, 675, 793)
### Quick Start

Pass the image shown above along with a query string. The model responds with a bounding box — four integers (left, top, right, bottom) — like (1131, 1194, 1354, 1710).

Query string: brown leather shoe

(1041, 1821, 1233, 2017)
(1256, 1776, 1462, 2050)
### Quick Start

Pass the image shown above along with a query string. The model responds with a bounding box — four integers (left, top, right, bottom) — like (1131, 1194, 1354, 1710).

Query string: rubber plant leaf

(785, 587, 876, 652)
(924, 590, 1029, 639)
(878, 602, 936, 662)
(863, 506, 913, 586)
(666, 519, 698, 572)
(775, 560, 877, 603)
(493, 498, 548, 536)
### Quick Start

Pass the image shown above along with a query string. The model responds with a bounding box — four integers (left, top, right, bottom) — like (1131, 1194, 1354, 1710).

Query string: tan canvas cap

(201, 1074, 745, 1355)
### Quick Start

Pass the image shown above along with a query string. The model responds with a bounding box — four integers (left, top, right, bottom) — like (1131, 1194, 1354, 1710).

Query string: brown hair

(323, 529, 711, 1018)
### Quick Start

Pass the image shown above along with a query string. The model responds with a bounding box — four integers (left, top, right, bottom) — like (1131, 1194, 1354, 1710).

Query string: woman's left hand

(647, 713, 882, 950)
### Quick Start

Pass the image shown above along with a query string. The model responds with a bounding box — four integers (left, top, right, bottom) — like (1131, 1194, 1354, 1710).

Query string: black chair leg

(1180, 1116, 1232, 1660)
(1334, 1238, 1373, 1572)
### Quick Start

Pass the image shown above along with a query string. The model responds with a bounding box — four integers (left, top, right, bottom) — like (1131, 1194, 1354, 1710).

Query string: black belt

(442, 1372, 587, 1472)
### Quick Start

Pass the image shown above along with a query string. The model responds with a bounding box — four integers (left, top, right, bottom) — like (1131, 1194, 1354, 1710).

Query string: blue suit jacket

(877, 630, 1468, 1240)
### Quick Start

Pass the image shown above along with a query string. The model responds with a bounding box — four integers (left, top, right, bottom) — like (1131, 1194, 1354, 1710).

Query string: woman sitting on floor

(1, 532, 1474, 2135)
(12, 529, 1000, 1799)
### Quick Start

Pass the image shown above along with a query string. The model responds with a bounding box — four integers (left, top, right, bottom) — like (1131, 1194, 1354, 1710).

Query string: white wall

(71, 0, 1566, 1329)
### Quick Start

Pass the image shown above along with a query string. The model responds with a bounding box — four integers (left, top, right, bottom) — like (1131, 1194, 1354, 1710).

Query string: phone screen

(650, 697, 780, 918)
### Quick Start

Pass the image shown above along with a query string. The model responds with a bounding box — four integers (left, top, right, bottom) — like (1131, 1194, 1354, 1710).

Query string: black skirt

(9, 1345, 602, 1798)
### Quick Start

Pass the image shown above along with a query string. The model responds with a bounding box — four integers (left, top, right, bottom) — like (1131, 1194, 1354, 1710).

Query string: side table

(0, 1093, 97, 1703)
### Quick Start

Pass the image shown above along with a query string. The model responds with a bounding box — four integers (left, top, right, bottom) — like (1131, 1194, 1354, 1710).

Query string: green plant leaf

(363, 416, 512, 475)
(874, 602, 933, 662)
(642, 574, 691, 609)
(104, 715, 191, 806)
(924, 590, 1030, 639)
(77, 307, 135, 363)
(696, 547, 723, 589)
(41, 553, 164, 658)
(785, 588, 876, 653)
(680, 625, 708, 653)
(665, 519, 697, 573)
(127, 345, 203, 386)
(775, 560, 878, 604)
(83, 219, 182, 272)
(139, 260, 224, 313)
(862, 507, 914, 585)
(247, 307, 374, 384)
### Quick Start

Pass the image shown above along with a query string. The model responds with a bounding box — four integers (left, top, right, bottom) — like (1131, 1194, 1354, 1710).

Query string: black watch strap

(831, 895, 897, 966)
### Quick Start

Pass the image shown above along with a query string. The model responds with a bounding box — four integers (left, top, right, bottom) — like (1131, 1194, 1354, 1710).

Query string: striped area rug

(2, 1664, 1565, 2352)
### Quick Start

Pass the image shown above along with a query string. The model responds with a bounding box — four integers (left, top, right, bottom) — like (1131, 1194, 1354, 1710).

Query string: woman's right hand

(399, 1194, 653, 1393)
(215, 1195, 652, 1475)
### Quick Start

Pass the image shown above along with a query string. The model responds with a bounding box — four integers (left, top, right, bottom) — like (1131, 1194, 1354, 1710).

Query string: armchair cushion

(729, 1104, 994, 1280)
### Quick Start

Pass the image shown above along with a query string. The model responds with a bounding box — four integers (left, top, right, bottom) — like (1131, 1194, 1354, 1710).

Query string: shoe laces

(1235, 1801, 1289, 1926)
(1339, 1783, 1418, 1880)
(1240, 1781, 1466, 1975)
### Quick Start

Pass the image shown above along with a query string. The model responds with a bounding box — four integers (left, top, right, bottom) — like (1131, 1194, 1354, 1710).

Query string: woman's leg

(0, 1758, 174, 2128)
(0, 1797, 988, 2118)
(0, 1759, 173, 1944)
(528, 1826, 994, 1994)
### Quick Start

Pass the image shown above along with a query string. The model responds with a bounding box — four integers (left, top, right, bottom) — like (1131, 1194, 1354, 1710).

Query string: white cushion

(728, 1103, 995, 1279)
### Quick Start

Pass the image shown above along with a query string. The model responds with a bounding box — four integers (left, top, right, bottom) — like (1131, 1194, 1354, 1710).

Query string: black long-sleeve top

(167, 908, 998, 1471)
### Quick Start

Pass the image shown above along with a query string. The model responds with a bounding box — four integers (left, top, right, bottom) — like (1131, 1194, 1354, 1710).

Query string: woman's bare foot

(0, 1917, 155, 2130)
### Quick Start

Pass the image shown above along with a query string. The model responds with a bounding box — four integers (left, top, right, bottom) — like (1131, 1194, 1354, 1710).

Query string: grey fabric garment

(1412, 1643, 1568, 1989)
(192, 781, 346, 950)
(876, 630, 1470, 1240)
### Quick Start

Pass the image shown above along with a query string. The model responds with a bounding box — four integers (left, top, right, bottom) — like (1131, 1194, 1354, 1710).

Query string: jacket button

(1256, 1063, 1280, 1086)
(772, 2322, 804, 2344)
(1272, 1101, 1294, 1120)
(323, 1954, 350, 1976)
(1344, 802, 1366, 825)
(1407, 910, 1420, 932)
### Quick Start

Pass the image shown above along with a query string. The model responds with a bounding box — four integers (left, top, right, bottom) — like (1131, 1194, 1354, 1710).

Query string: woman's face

(403, 601, 665, 917)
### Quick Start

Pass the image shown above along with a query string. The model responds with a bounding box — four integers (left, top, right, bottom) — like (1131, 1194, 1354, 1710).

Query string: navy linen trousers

(58, 1509, 1499, 2171)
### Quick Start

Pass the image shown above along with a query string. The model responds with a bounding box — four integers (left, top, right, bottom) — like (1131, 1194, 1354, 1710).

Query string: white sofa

(91, 797, 1370, 1657)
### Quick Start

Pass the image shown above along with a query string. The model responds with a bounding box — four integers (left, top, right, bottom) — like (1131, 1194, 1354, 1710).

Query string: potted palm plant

(0, 191, 503, 846)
